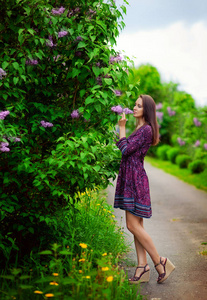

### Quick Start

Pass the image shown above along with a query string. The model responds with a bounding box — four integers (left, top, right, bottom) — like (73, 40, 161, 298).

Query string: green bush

(156, 144, 172, 160)
(0, 0, 139, 263)
(188, 160, 206, 174)
(167, 147, 180, 163)
(175, 154, 191, 168)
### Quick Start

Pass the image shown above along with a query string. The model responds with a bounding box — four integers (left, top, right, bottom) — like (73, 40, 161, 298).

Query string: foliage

(156, 144, 171, 160)
(0, 0, 139, 262)
(175, 154, 191, 169)
(166, 147, 180, 164)
(188, 160, 206, 174)
(0, 190, 142, 300)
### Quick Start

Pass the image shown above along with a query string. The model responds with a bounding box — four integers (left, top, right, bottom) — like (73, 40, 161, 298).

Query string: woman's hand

(118, 112, 127, 127)
(118, 112, 127, 139)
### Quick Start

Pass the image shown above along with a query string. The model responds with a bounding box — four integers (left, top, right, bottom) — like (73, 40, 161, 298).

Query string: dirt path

(107, 161, 207, 300)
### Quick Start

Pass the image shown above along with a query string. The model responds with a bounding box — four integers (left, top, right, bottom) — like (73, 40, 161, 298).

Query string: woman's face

(133, 97, 144, 118)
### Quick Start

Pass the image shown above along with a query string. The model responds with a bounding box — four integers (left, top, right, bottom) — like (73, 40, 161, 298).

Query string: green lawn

(145, 156, 207, 193)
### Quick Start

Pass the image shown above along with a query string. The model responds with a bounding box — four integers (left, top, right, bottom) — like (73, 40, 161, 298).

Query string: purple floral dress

(114, 124, 152, 218)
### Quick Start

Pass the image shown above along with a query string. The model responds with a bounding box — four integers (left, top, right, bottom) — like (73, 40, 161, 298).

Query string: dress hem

(114, 206, 152, 219)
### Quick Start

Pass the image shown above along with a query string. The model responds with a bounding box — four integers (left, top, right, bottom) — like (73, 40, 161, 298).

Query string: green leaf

(85, 95, 93, 105)
(13, 77, 19, 85)
(77, 41, 86, 49)
(27, 28, 35, 35)
(12, 62, 19, 70)
(94, 104, 101, 112)
(39, 250, 53, 255)
(103, 78, 112, 85)
(2, 61, 9, 69)
(72, 68, 81, 78)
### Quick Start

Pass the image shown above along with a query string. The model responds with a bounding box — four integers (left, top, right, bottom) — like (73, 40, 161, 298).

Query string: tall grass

(0, 190, 143, 300)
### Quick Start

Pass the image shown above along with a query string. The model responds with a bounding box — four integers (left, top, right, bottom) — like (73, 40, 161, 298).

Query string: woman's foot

(154, 257, 175, 284)
(129, 264, 150, 284)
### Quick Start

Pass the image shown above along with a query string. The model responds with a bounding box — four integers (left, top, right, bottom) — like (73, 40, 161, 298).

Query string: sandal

(129, 264, 150, 284)
(154, 257, 175, 284)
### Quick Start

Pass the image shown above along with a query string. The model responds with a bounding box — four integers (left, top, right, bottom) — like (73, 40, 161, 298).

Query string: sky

(115, 0, 207, 107)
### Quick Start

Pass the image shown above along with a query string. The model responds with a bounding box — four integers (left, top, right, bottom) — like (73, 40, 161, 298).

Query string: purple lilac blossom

(26, 59, 38, 65)
(111, 105, 123, 114)
(53, 55, 61, 61)
(96, 76, 102, 86)
(204, 143, 207, 150)
(75, 51, 82, 57)
(71, 109, 80, 119)
(67, 7, 80, 17)
(14, 137, 21, 142)
(51, 6, 65, 15)
(123, 108, 133, 114)
(40, 120, 53, 128)
(0, 146, 10, 152)
(156, 103, 163, 110)
(156, 111, 163, 122)
(58, 30, 68, 38)
(177, 137, 185, 146)
(96, 62, 101, 67)
(46, 35, 55, 47)
(110, 54, 123, 63)
(0, 68, 7, 80)
(75, 36, 83, 41)
(0, 110, 10, 120)
(194, 140, 200, 147)
(114, 90, 122, 96)
(193, 117, 201, 127)
(1, 142, 9, 147)
(167, 107, 176, 116)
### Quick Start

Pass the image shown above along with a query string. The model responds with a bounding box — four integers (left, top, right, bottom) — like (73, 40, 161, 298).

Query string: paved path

(107, 161, 207, 300)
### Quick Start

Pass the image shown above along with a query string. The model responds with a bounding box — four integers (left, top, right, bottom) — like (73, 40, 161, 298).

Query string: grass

(145, 156, 207, 192)
(0, 189, 143, 300)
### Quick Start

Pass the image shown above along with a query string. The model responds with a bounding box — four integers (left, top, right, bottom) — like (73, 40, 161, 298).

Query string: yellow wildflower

(34, 291, 43, 294)
(106, 276, 113, 282)
(108, 210, 111, 213)
(45, 294, 54, 298)
(84, 275, 91, 279)
(111, 215, 115, 218)
(103, 208, 106, 211)
(97, 204, 100, 206)
(120, 232, 123, 234)
(79, 270, 83, 273)
(102, 267, 109, 271)
(50, 281, 59, 286)
(79, 258, 86, 262)
(52, 273, 59, 276)
(102, 253, 107, 256)
(79, 243, 87, 249)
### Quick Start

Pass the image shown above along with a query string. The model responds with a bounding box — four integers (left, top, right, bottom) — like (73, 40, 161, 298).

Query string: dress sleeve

(116, 126, 152, 157)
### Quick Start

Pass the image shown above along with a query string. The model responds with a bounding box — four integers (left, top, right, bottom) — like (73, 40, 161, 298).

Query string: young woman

(114, 95, 175, 284)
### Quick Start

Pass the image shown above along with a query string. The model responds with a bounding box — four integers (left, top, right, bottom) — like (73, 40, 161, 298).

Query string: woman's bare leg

(126, 211, 165, 276)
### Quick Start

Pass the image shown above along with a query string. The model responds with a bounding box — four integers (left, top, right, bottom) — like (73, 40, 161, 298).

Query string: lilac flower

(26, 59, 38, 65)
(193, 117, 201, 127)
(13, 137, 21, 142)
(104, 74, 111, 78)
(40, 120, 53, 128)
(114, 90, 122, 96)
(156, 111, 163, 122)
(123, 108, 133, 114)
(156, 103, 163, 110)
(177, 137, 185, 146)
(111, 105, 123, 114)
(46, 35, 56, 47)
(67, 7, 80, 17)
(1, 142, 9, 147)
(75, 36, 83, 41)
(75, 51, 82, 57)
(53, 55, 61, 62)
(194, 140, 200, 147)
(71, 109, 80, 119)
(0, 68, 7, 80)
(58, 30, 68, 38)
(96, 62, 101, 67)
(0, 110, 10, 120)
(204, 144, 207, 150)
(51, 6, 65, 15)
(0, 146, 10, 152)
(96, 76, 102, 86)
(167, 107, 176, 116)
(110, 54, 123, 63)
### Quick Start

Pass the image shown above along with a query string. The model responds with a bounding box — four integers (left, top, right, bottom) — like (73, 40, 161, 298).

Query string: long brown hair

(137, 95, 159, 146)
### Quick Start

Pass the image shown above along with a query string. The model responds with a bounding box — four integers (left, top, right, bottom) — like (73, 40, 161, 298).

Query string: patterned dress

(114, 124, 152, 218)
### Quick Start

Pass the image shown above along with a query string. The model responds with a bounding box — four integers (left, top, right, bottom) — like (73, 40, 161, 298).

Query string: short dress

(114, 124, 152, 218)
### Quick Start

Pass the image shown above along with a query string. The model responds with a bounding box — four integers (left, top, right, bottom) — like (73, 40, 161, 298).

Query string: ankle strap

(137, 263, 148, 270)
(154, 257, 161, 268)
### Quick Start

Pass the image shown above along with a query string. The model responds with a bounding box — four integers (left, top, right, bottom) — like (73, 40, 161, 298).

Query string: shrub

(156, 144, 172, 160)
(167, 147, 180, 163)
(175, 154, 191, 168)
(188, 160, 206, 174)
